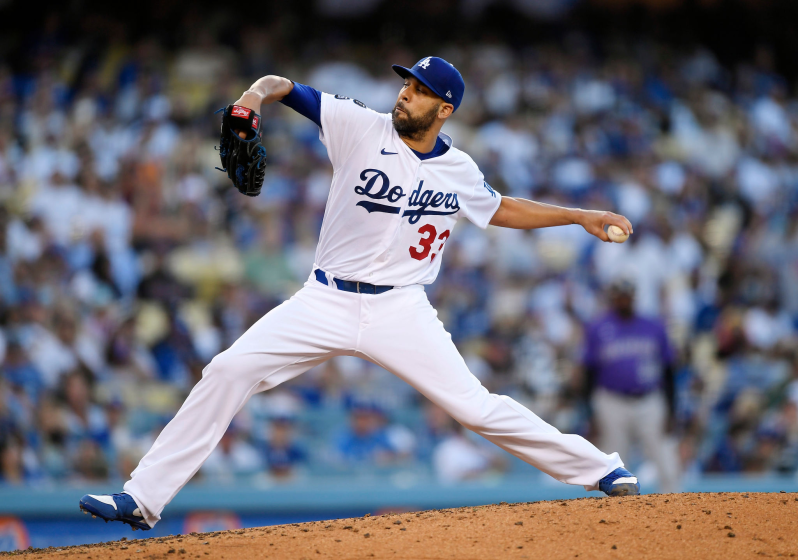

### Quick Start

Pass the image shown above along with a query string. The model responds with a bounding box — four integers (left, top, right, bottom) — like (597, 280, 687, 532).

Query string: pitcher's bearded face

(392, 101, 440, 140)
(392, 76, 445, 142)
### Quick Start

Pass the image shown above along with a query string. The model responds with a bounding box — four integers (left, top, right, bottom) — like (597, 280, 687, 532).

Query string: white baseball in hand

(607, 225, 629, 243)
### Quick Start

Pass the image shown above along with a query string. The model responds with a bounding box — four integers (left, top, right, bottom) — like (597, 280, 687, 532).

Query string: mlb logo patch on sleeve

(232, 106, 251, 118)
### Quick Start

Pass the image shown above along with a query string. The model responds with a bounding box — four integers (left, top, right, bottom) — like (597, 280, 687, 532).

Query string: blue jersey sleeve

(279, 82, 322, 128)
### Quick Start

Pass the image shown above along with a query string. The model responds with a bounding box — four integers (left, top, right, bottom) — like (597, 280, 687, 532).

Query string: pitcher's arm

(489, 197, 633, 242)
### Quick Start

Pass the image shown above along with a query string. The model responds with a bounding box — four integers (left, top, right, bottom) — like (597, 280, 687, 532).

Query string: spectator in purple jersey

(582, 278, 681, 493)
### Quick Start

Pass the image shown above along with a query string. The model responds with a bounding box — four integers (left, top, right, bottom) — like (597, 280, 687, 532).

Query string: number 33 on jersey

(313, 93, 501, 287)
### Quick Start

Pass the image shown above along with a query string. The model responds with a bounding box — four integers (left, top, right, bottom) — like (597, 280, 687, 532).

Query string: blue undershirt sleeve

(279, 82, 322, 128)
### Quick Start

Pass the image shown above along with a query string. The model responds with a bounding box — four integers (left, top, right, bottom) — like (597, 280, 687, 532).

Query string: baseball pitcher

(80, 56, 638, 530)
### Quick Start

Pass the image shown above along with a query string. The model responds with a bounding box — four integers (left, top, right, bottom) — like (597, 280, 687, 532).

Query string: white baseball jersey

(314, 93, 501, 286)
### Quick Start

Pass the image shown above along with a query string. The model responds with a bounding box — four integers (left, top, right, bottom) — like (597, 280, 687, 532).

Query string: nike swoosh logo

(380, 149, 398, 155)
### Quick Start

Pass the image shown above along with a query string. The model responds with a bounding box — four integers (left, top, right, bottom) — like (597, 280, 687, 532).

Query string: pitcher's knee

(452, 406, 491, 432)
(202, 351, 250, 384)
(444, 390, 498, 432)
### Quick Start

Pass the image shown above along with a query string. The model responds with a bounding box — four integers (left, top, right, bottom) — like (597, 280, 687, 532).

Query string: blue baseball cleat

(598, 467, 640, 497)
(79, 492, 150, 531)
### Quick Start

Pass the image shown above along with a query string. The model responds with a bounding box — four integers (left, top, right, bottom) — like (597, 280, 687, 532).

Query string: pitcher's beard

(392, 103, 440, 141)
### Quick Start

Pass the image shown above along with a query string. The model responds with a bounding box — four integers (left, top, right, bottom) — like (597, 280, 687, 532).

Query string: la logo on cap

(418, 57, 431, 69)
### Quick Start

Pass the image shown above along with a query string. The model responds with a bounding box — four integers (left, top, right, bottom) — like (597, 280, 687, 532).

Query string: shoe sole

(606, 482, 640, 497)
(79, 501, 151, 531)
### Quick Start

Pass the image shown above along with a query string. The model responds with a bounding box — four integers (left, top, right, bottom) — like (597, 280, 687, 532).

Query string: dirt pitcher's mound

(7, 492, 798, 559)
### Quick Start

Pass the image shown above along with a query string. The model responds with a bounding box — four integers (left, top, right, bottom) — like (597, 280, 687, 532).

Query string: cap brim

(392, 64, 413, 79)
(391, 64, 446, 103)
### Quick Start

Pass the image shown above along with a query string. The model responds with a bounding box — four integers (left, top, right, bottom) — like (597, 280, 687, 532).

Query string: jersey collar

(395, 129, 454, 162)
(438, 131, 453, 148)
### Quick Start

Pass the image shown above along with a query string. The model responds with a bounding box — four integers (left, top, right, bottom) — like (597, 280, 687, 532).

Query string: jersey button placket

(405, 161, 423, 228)
(382, 158, 419, 263)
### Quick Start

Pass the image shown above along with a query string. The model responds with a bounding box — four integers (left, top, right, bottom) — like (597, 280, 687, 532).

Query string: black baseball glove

(216, 104, 266, 197)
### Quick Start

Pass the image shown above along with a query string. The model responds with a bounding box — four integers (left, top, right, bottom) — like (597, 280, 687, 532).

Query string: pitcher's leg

(359, 287, 623, 490)
(124, 284, 357, 526)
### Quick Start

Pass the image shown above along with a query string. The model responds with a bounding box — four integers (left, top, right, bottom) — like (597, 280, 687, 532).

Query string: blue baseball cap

(392, 56, 465, 112)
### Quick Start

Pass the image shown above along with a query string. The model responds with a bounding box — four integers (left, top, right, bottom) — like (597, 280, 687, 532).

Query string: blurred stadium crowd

(1, 14, 798, 490)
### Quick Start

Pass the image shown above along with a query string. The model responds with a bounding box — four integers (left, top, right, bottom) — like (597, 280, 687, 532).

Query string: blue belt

(314, 269, 394, 295)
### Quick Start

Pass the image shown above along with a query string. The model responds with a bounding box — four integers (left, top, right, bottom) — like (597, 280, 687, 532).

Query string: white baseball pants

(124, 278, 623, 527)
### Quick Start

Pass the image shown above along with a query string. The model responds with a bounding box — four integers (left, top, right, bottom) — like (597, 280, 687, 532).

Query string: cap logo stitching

(446, 91, 452, 98)
(418, 57, 431, 69)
